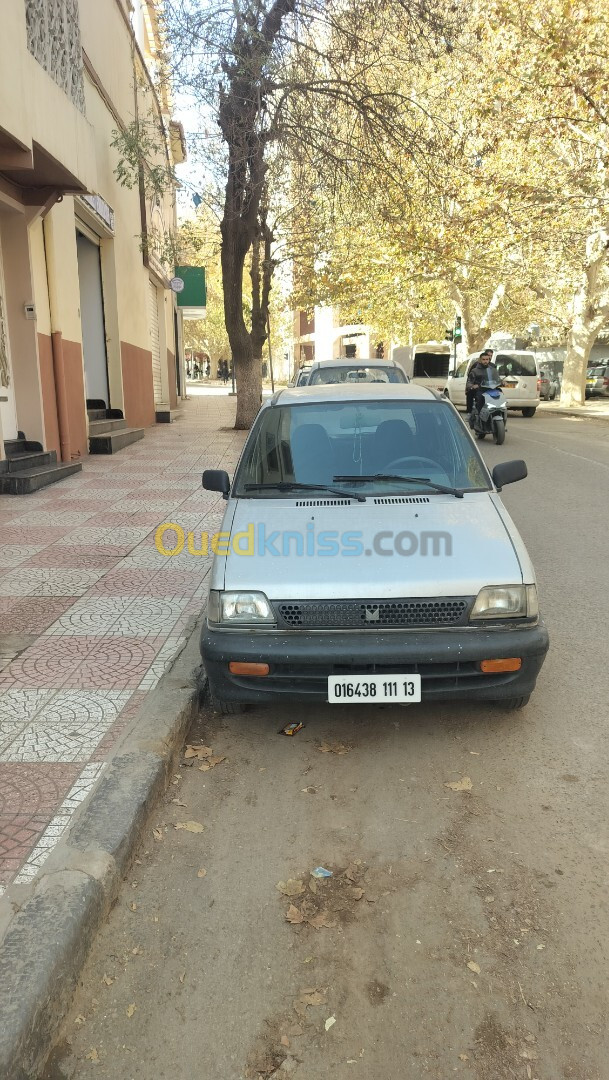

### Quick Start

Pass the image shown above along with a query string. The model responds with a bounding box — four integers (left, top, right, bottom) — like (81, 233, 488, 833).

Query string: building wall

(121, 342, 155, 428)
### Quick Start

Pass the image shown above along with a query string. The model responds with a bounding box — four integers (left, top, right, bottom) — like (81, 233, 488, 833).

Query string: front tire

(496, 695, 530, 711)
(211, 696, 246, 716)
(522, 407, 536, 418)
(492, 417, 505, 445)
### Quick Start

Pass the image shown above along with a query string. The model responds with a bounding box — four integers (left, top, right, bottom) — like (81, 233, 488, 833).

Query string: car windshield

(588, 365, 608, 377)
(493, 352, 537, 378)
(309, 365, 406, 385)
(234, 399, 491, 497)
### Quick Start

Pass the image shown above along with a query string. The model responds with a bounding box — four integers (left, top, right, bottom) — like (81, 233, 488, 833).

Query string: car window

(308, 366, 406, 385)
(588, 365, 608, 377)
(454, 361, 468, 378)
(494, 353, 537, 377)
(234, 400, 491, 496)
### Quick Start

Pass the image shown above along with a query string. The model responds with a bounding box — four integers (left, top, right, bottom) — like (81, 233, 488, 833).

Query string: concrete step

(0, 461, 82, 495)
(7, 450, 57, 472)
(88, 418, 127, 435)
(89, 427, 145, 455)
(155, 405, 174, 424)
(87, 408, 107, 421)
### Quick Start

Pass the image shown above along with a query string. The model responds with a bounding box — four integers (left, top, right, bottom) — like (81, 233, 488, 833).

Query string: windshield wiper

(244, 481, 366, 503)
(334, 474, 464, 499)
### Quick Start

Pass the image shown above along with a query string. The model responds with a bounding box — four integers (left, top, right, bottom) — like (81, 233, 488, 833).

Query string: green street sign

(174, 266, 206, 309)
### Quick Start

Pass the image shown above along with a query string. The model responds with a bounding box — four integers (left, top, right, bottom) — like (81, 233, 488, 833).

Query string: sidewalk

(0, 390, 245, 896)
(539, 398, 609, 421)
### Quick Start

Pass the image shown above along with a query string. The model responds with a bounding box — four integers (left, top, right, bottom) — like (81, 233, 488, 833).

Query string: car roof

(270, 383, 437, 406)
(309, 357, 399, 369)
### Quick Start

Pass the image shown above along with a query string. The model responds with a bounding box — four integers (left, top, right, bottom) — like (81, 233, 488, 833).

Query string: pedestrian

(466, 349, 498, 418)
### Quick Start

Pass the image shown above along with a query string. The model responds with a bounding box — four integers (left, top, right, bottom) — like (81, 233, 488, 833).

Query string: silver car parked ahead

(201, 383, 548, 714)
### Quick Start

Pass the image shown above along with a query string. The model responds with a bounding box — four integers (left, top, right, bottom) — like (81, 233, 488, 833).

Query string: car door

(447, 359, 470, 406)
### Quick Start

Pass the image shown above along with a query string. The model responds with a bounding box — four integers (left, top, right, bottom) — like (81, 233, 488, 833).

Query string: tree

(167, 0, 455, 426)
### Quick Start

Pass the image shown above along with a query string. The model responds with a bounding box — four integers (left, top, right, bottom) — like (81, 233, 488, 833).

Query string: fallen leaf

(301, 787, 317, 794)
(459, 1053, 469, 1061)
(101, 974, 114, 986)
(536, 943, 545, 950)
(325, 1016, 336, 1031)
(184, 744, 213, 760)
(276, 878, 305, 897)
(303, 956, 313, 963)
(126, 1003, 136, 1018)
(86, 1048, 99, 1062)
(174, 820, 205, 833)
(307, 911, 337, 930)
(286, 905, 305, 925)
(319, 741, 350, 755)
(129, 902, 137, 911)
(444, 777, 473, 792)
(300, 990, 327, 1006)
(74, 1015, 86, 1025)
(349, 887, 364, 901)
(152, 828, 164, 841)
(467, 961, 481, 975)
(131, 946, 143, 955)
(179, 972, 186, 984)
(281, 1036, 290, 1048)
(199, 755, 226, 772)
(171, 798, 187, 807)
(197, 868, 207, 878)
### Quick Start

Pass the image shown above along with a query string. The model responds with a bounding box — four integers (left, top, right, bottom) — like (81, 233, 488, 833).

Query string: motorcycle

(469, 379, 508, 445)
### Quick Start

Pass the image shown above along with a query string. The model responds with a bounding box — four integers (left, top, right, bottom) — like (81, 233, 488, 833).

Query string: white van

(446, 351, 540, 417)
(392, 342, 452, 394)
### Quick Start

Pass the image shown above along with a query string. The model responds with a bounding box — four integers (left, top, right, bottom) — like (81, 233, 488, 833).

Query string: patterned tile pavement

(0, 389, 245, 894)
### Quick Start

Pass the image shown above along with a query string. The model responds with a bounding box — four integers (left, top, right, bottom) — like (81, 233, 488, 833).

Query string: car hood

(215, 493, 523, 600)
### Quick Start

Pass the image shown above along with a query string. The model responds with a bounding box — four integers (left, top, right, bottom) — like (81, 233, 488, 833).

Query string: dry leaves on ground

(174, 820, 205, 833)
(286, 905, 305, 925)
(467, 961, 481, 975)
(276, 879, 305, 898)
(318, 741, 350, 755)
(126, 1004, 137, 1018)
(184, 744, 213, 760)
(444, 777, 473, 792)
(199, 755, 226, 772)
(152, 828, 164, 841)
(325, 1016, 336, 1031)
(85, 1048, 99, 1062)
(299, 989, 327, 1007)
(308, 911, 337, 930)
(197, 867, 207, 878)
(101, 974, 114, 986)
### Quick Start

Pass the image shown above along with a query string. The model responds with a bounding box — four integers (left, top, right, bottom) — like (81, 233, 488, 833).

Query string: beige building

(0, 0, 186, 490)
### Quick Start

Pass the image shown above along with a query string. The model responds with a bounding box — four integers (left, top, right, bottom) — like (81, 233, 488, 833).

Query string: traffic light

(454, 317, 462, 344)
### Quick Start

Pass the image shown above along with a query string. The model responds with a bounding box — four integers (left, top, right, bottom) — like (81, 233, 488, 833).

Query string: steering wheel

(384, 456, 442, 474)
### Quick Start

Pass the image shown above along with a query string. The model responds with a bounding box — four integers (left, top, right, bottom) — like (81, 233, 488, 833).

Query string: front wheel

(211, 697, 246, 716)
(522, 407, 537, 418)
(496, 695, 530, 711)
(492, 417, 505, 445)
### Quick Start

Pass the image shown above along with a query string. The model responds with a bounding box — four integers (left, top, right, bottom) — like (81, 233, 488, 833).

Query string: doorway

(76, 230, 109, 406)
(0, 231, 18, 440)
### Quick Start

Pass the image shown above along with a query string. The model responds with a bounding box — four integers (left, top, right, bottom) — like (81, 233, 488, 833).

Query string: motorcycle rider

(465, 349, 499, 420)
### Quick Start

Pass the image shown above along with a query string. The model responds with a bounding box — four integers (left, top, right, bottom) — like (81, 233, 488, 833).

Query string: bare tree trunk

(221, 204, 261, 429)
(560, 235, 609, 407)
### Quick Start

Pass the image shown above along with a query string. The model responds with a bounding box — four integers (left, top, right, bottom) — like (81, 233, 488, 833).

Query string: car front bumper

(201, 622, 549, 705)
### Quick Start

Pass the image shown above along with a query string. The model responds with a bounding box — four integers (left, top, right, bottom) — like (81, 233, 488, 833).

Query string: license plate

(327, 674, 421, 703)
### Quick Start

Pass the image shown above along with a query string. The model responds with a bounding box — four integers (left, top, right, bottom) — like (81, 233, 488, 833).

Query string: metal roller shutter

(148, 279, 163, 403)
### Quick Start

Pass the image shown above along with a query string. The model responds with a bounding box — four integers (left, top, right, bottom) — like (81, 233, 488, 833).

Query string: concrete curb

(539, 404, 609, 422)
(0, 624, 204, 1080)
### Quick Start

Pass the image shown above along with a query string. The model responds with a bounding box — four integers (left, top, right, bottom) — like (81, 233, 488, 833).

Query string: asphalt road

(46, 413, 609, 1080)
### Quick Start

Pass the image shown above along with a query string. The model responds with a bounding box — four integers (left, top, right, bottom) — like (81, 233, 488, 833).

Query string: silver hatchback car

(201, 384, 548, 713)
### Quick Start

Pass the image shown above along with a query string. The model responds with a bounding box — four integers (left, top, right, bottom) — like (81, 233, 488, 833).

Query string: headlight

(207, 590, 275, 626)
(470, 584, 538, 621)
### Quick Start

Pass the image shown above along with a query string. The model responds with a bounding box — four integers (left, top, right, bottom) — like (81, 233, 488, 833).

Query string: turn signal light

(480, 658, 522, 673)
(229, 661, 270, 676)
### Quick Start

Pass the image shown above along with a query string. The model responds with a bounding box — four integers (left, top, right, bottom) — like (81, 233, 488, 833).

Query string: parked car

(290, 366, 312, 387)
(300, 357, 409, 385)
(538, 371, 557, 400)
(201, 383, 548, 714)
(586, 362, 609, 398)
(446, 351, 540, 416)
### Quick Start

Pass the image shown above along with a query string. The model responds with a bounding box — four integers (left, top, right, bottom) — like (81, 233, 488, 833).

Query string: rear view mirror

(203, 469, 231, 497)
(492, 460, 527, 490)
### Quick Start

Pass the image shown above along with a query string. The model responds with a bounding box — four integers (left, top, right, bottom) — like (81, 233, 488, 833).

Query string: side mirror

(492, 460, 527, 491)
(203, 469, 231, 498)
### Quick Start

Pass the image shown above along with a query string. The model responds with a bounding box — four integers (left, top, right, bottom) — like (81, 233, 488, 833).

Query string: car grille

(274, 597, 473, 630)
